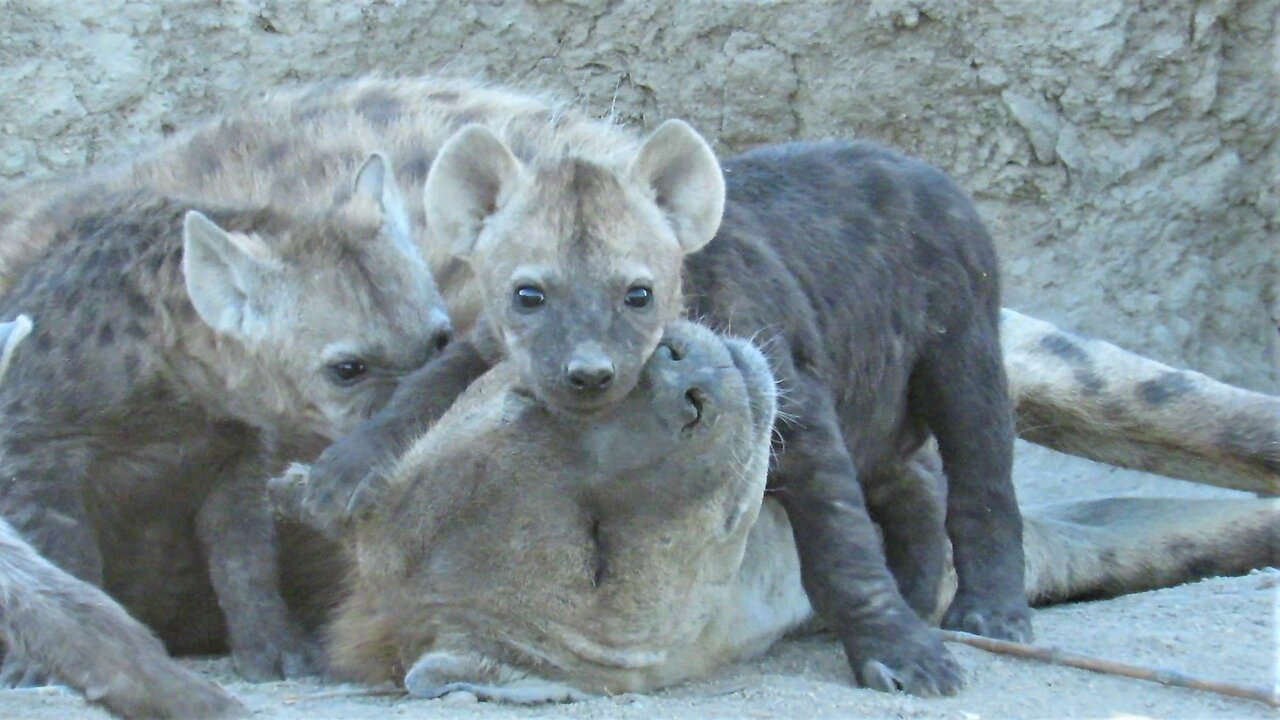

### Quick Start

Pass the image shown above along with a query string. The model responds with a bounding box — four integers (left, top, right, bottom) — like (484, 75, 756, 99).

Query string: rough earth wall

(1, 0, 1276, 391)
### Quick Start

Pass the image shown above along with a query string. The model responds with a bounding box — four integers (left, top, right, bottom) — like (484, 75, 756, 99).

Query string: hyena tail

(1020, 496, 1278, 605)
(999, 309, 1280, 496)
(0, 318, 244, 719)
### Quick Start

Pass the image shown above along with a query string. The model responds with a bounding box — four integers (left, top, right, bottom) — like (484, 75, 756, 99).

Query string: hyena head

(183, 153, 452, 439)
(425, 120, 725, 413)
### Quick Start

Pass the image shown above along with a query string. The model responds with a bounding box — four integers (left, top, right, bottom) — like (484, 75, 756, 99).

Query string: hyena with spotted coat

(0, 155, 450, 686)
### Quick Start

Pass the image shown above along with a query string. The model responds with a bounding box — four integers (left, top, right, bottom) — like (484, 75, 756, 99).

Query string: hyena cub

(302, 94, 1023, 694)
(0, 155, 449, 682)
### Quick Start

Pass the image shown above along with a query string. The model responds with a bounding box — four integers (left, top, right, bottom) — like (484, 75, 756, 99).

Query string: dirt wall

(2, 0, 1275, 390)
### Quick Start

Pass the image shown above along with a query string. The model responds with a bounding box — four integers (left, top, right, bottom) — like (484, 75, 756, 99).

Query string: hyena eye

(624, 286, 653, 309)
(326, 359, 369, 386)
(514, 285, 546, 312)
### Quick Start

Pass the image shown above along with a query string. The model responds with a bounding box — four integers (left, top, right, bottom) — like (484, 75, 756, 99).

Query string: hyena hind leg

(1020, 496, 1279, 605)
(1000, 309, 1279, 496)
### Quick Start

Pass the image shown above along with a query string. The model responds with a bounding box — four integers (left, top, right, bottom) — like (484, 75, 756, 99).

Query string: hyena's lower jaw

(403, 649, 596, 704)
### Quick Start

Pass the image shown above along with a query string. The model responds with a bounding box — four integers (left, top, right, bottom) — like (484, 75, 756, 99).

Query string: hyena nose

(566, 357, 615, 392)
(426, 310, 452, 356)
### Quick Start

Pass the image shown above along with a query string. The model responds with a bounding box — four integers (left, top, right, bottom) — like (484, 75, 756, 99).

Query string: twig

(941, 630, 1280, 708)
(281, 685, 407, 704)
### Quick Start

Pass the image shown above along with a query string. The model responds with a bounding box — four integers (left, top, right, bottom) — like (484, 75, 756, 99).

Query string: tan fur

(328, 321, 777, 696)
(0, 77, 639, 327)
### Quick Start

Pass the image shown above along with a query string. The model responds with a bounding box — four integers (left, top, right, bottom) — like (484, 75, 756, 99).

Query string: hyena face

(425, 121, 725, 412)
(184, 154, 452, 439)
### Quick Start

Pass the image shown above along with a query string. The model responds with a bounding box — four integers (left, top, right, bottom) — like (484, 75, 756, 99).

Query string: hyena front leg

(0, 517, 244, 719)
(1000, 309, 1279, 496)
(196, 446, 318, 681)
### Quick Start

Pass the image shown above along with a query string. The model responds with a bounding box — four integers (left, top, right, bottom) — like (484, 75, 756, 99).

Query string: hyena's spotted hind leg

(1000, 309, 1279, 496)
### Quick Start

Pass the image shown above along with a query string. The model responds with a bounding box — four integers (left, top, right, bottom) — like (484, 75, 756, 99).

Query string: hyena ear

(182, 210, 280, 341)
(353, 152, 417, 259)
(629, 120, 725, 255)
(0, 314, 33, 383)
(424, 125, 521, 260)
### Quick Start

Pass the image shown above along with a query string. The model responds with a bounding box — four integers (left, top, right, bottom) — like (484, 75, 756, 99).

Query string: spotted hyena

(0, 154, 449, 683)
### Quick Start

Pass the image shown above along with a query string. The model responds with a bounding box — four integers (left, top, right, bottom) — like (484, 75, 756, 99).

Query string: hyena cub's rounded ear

(629, 120, 725, 255)
(424, 125, 522, 261)
(182, 210, 280, 341)
(353, 152, 415, 255)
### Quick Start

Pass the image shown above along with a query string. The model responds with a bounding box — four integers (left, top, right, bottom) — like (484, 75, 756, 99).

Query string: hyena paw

(942, 592, 1033, 642)
(230, 627, 321, 681)
(845, 624, 964, 697)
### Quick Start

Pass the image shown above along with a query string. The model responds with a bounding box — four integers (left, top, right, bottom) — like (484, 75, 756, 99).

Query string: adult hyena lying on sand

(71, 76, 1026, 695)
(274, 320, 1278, 702)
(0, 154, 450, 694)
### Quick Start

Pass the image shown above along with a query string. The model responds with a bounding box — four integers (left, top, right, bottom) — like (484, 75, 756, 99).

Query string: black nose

(430, 327, 452, 353)
(566, 360, 615, 392)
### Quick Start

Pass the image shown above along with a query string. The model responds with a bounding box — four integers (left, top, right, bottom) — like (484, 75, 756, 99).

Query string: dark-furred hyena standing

(0, 155, 450, 684)
(316, 130, 1026, 695)
(141, 77, 1024, 695)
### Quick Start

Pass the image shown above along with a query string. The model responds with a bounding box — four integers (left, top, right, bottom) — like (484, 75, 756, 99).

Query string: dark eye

(514, 285, 546, 312)
(327, 359, 368, 386)
(624, 286, 653, 309)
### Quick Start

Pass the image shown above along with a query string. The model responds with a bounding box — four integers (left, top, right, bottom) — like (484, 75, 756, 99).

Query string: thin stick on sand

(282, 686, 407, 704)
(941, 630, 1280, 708)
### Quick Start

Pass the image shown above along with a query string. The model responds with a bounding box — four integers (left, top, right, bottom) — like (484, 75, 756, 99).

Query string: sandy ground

(2, 442, 1276, 719)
